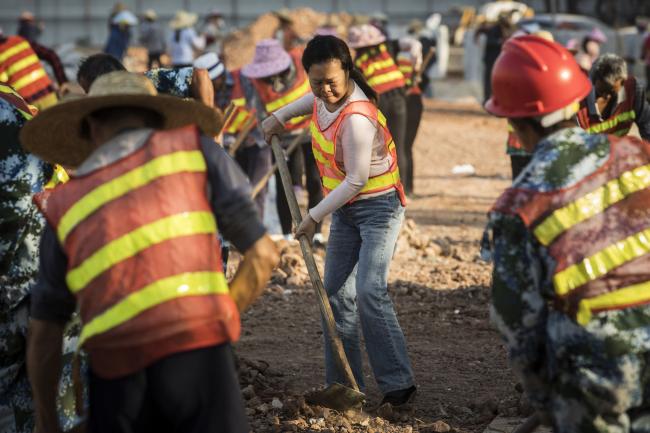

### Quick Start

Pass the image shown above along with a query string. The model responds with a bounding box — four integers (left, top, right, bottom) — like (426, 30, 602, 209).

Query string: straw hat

(143, 9, 157, 21)
(20, 71, 221, 167)
(347, 24, 386, 49)
(170, 10, 198, 29)
(241, 39, 292, 79)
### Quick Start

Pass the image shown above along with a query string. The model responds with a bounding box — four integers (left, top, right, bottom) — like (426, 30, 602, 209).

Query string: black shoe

(380, 385, 417, 407)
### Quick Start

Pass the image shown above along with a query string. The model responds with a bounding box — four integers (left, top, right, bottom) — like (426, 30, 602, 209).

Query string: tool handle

(270, 136, 360, 392)
(228, 117, 256, 157)
(252, 130, 307, 198)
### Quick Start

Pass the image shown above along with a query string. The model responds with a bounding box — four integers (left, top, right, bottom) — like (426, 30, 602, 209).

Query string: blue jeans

(323, 191, 414, 394)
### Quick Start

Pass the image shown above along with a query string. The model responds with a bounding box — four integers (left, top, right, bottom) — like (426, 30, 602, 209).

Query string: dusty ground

(230, 99, 525, 433)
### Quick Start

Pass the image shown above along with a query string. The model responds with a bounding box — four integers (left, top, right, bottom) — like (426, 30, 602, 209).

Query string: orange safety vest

(222, 69, 256, 135)
(34, 125, 239, 379)
(577, 77, 637, 137)
(355, 44, 405, 95)
(252, 48, 311, 131)
(396, 52, 422, 96)
(492, 135, 650, 325)
(310, 99, 406, 206)
(0, 35, 57, 110)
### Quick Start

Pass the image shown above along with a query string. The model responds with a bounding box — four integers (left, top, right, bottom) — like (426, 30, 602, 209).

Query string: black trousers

(404, 93, 423, 194)
(147, 52, 163, 69)
(88, 344, 249, 433)
(275, 137, 323, 235)
(235, 144, 272, 217)
(510, 154, 532, 181)
(378, 89, 408, 193)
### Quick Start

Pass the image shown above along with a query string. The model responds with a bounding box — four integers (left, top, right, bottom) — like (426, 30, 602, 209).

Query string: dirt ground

(230, 99, 525, 433)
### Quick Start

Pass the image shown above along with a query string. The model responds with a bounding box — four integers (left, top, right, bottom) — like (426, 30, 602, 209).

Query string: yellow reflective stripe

(576, 280, 650, 325)
(587, 110, 636, 134)
(362, 169, 399, 191)
(265, 79, 310, 113)
(78, 271, 228, 346)
(67, 211, 217, 292)
(323, 170, 399, 193)
(553, 226, 650, 295)
(12, 68, 46, 90)
(6, 54, 40, 76)
(398, 65, 413, 74)
(377, 110, 387, 128)
(0, 83, 23, 98)
(322, 176, 341, 190)
(614, 128, 631, 137)
(534, 164, 650, 246)
(57, 151, 206, 243)
(31, 92, 57, 110)
(225, 111, 249, 133)
(364, 58, 397, 76)
(312, 146, 329, 166)
(232, 97, 245, 107)
(288, 114, 309, 125)
(0, 41, 30, 63)
(368, 70, 404, 88)
(310, 122, 334, 154)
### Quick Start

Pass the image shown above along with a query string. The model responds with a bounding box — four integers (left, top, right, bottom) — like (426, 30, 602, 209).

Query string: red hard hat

(485, 35, 591, 119)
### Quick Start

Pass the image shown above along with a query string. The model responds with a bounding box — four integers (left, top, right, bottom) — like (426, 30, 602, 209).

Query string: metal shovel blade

(305, 383, 366, 412)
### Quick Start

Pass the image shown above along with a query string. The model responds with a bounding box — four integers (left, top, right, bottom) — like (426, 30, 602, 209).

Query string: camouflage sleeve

(489, 212, 550, 410)
(143, 67, 193, 98)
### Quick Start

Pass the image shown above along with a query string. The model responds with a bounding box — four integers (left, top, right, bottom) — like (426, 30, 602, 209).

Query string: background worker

(139, 9, 166, 69)
(24, 71, 279, 433)
(168, 10, 205, 68)
(485, 35, 650, 432)
(348, 25, 410, 196)
(263, 35, 415, 409)
(16, 11, 69, 87)
(396, 36, 423, 195)
(193, 52, 271, 215)
(242, 39, 323, 241)
(0, 31, 58, 110)
(577, 53, 650, 140)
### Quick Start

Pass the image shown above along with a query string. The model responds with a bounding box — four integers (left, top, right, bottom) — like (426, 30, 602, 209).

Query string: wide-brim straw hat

(348, 24, 386, 49)
(170, 10, 198, 29)
(241, 39, 292, 79)
(143, 9, 157, 20)
(20, 71, 221, 168)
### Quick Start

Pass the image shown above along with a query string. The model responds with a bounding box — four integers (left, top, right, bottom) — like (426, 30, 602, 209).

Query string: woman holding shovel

(263, 35, 416, 409)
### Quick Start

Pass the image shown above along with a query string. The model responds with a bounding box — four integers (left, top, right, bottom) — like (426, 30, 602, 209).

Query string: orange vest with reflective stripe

(34, 125, 239, 379)
(0, 35, 56, 109)
(577, 77, 637, 137)
(223, 69, 255, 135)
(492, 135, 650, 325)
(355, 44, 405, 95)
(0, 82, 37, 119)
(252, 48, 311, 131)
(310, 99, 406, 206)
(396, 52, 421, 96)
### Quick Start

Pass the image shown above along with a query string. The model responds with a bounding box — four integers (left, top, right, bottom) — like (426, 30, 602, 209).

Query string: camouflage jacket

(144, 67, 193, 98)
(485, 126, 650, 410)
(0, 93, 51, 310)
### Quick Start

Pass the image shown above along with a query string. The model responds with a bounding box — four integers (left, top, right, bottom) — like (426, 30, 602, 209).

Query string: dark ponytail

(302, 35, 378, 105)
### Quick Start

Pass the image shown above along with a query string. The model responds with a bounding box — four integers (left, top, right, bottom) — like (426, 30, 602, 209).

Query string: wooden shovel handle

(270, 135, 360, 392)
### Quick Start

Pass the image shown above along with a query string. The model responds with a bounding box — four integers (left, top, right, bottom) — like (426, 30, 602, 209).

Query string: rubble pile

(222, 8, 353, 70)
(236, 355, 433, 433)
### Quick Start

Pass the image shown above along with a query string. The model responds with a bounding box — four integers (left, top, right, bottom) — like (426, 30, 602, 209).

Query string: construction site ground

(225, 98, 529, 433)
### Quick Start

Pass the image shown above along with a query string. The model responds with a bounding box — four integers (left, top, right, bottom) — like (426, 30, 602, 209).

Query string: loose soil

(229, 99, 527, 432)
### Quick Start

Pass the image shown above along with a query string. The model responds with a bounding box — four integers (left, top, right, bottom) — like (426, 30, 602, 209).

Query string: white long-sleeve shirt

(273, 82, 394, 222)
